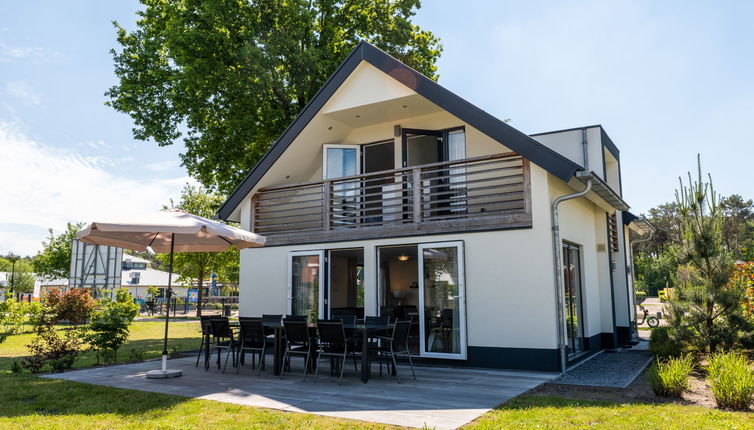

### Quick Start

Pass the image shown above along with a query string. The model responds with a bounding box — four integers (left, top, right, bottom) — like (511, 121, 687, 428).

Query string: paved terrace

(44, 356, 555, 429)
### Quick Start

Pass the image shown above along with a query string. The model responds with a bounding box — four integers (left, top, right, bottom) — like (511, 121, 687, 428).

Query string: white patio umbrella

(76, 209, 265, 379)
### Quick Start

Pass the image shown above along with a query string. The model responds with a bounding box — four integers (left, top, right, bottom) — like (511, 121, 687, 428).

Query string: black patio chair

(372, 319, 416, 383)
(209, 317, 238, 373)
(284, 314, 307, 322)
(196, 315, 213, 368)
(315, 320, 358, 385)
(280, 319, 316, 381)
(236, 317, 272, 375)
(365, 315, 390, 326)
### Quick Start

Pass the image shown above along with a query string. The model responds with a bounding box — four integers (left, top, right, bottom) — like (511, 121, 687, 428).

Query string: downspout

(581, 128, 589, 171)
(552, 177, 592, 373)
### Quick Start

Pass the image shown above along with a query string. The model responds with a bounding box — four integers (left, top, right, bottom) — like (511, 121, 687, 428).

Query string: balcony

(250, 152, 532, 246)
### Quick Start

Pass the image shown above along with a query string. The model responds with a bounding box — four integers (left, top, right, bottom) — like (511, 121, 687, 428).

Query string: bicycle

(636, 305, 659, 328)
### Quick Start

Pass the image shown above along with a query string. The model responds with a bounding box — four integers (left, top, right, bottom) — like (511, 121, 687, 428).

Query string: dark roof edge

(530, 124, 620, 161)
(622, 210, 639, 225)
(600, 128, 620, 161)
(529, 124, 603, 137)
(216, 41, 368, 220)
(218, 41, 582, 220)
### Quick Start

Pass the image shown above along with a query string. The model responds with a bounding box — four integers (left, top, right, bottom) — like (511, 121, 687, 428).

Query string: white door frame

(322, 144, 361, 179)
(417, 241, 467, 360)
(287, 250, 325, 319)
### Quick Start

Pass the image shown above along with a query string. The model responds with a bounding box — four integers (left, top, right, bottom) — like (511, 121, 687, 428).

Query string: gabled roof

(218, 41, 582, 220)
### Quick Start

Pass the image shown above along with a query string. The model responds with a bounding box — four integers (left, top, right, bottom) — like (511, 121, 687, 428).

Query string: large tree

(32, 222, 85, 281)
(107, 0, 442, 194)
(159, 185, 239, 316)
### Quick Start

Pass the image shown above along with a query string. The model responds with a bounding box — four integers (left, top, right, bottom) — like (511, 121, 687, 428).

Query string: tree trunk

(195, 268, 204, 318)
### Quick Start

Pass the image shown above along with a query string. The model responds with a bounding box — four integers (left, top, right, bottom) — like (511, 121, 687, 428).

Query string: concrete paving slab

(43, 356, 555, 429)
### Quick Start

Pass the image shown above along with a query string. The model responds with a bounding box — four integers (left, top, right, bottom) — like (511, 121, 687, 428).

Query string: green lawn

(0, 321, 204, 371)
(1, 322, 752, 429)
(463, 396, 753, 429)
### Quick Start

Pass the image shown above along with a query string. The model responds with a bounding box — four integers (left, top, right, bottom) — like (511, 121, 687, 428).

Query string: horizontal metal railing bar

(424, 199, 525, 214)
(256, 152, 520, 192)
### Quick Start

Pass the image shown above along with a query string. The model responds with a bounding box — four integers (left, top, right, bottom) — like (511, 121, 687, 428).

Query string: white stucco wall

(239, 165, 557, 351)
(548, 177, 614, 338)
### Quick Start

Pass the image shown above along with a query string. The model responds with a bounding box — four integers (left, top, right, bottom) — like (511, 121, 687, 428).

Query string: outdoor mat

(550, 350, 653, 388)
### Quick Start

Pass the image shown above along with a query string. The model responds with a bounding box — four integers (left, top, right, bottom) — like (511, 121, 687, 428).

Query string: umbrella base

(146, 369, 182, 379)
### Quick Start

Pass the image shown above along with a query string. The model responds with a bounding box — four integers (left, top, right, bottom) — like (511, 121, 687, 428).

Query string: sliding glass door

(288, 251, 325, 322)
(562, 242, 585, 355)
(418, 241, 466, 359)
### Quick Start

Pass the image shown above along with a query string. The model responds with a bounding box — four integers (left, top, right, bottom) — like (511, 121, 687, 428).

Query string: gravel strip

(552, 350, 653, 388)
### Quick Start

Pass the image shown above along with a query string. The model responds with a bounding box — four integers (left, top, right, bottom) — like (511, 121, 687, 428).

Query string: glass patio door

(288, 251, 325, 321)
(418, 241, 467, 359)
(562, 242, 585, 355)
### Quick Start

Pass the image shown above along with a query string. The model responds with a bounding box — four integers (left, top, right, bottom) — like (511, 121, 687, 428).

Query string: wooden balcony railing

(251, 152, 532, 245)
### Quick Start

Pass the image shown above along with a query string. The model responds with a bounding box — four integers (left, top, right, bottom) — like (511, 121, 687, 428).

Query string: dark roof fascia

(360, 43, 581, 182)
(600, 127, 620, 161)
(529, 124, 603, 137)
(218, 41, 582, 220)
(622, 210, 639, 225)
(530, 124, 620, 162)
(216, 42, 368, 220)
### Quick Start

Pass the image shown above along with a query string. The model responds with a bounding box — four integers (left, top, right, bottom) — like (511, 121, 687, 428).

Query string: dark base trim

(406, 346, 560, 372)
(616, 326, 632, 346)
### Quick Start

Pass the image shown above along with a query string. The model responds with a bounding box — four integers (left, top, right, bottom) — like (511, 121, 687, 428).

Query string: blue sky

(1, 1, 753, 256)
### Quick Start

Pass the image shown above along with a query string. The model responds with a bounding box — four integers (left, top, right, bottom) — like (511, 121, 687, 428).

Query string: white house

(216, 42, 653, 372)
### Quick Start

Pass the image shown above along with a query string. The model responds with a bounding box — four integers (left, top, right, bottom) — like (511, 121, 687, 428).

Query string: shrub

(635, 291, 647, 303)
(707, 351, 754, 410)
(22, 327, 85, 373)
(647, 355, 694, 397)
(649, 326, 683, 357)
(86, 288, 140, 363)
(0, 299, 47, 342)
(43, 289, 96, 325)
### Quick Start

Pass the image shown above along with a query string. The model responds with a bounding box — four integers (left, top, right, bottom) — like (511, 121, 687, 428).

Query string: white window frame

(322, 144, 361, 179)
(287, 250, 325, 319)
(417, 241, 467, 360)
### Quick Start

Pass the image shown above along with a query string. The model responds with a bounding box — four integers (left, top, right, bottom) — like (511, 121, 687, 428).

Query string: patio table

(345, 322, 392, 383)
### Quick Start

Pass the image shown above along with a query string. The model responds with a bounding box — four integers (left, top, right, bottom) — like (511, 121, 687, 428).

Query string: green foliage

(666, 156, 752, 353)
(634, 251, 677, 296)
(43, 289, 95, 325)
(146, 286, 160, 298)
(649, 326, 684, 357)
(22, 326, 85, 373)
(0, 299, 45, 343)
(2, 258, 36, 294)
(32, 222, 85, 281)
(85, 288, 140, 363)
(635, 291, 647, 302)
(707, 351, 754, 410)
(647, 355, 694, 397)
(106, 0, 441, 195)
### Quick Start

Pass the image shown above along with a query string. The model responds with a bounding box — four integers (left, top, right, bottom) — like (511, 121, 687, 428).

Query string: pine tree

(668, 155, 751, 353)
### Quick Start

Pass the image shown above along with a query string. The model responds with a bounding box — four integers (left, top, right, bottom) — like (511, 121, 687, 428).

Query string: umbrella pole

(162, 233, 174, 372)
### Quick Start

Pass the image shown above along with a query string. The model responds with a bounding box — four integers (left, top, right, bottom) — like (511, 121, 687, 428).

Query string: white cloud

(5, 81, 42, 107)
(0, 41, 60, 63)
(0, 122, 193, 255)
(145, 160, 178, 172)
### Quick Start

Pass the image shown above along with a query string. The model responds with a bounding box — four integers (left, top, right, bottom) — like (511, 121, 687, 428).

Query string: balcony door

(288, 251, 325, 322)
(323, 145, 361, 227)
(402, 128, 466, 219)
(418, 241, 467, 359)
